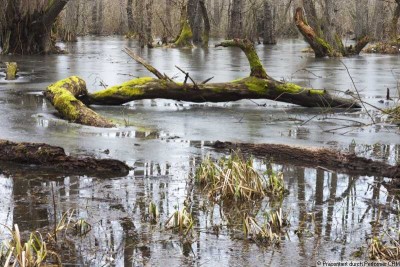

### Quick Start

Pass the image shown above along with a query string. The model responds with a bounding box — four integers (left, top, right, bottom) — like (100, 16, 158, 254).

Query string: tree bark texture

(391, 0, 400, 40)
(263, 0, 277, 45)
(355, 0, 369, 41)
(0, 0, 70, 54)
(228, 0, 244, 39)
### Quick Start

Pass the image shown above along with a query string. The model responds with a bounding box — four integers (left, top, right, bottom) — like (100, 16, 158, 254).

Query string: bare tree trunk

(59, 0, 80, 42)
(302, 0, 320, 34)
(263, 0, 276, 44)
(322, 0, 342, 53)
(355, 0, 369, 40)
(372, 0, 386, 41)
(391, 0, 400, 40)
(126, 0, 135, 36)
(228, 0, 244, 38)
(188, 0, 203, 43)
(0, 0, 69, 54)
(199, 0, 211, 46)
(214, 0, 221, 26)
(145, 0, 154, 47)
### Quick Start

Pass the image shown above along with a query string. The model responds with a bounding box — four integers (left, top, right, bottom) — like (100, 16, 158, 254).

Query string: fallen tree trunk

(0, 139, 130, 176)
(81, 40, 360, 109)
(45, 39, 360, 127)
(210, 141, 400, 179)
(44, 76, 115, 128)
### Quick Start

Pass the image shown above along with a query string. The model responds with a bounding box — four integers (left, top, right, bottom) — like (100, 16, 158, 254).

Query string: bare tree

(263, 0, 276, 44)
(227, 0, 244, 38)
(355, 0, 369, 41)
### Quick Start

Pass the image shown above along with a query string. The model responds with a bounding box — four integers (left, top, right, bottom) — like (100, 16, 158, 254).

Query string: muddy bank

(0, 139, 130, 177)
(211, 141, 400, 179)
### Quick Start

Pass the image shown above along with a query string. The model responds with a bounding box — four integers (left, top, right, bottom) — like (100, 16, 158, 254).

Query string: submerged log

(0, 139, 130, 176)
(211, 141, 400, 179)
(44, 76, 115, 128)
(5, 62, 18, 80)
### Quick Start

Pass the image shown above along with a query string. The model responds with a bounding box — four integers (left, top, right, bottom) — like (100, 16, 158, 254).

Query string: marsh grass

(1, 224, 52, 267)
(243, 209, 289, 244)
(165, 207, 194, 236)
(195, 152, 287, 201)
(368, 234, 400, 260)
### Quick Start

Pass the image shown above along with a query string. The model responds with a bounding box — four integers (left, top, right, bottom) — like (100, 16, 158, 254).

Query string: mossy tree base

(44, 76, 115, 128)
(294, 8, 369, 57)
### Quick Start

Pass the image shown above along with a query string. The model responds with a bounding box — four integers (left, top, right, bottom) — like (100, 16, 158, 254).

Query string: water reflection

(1, 150, 399, 266)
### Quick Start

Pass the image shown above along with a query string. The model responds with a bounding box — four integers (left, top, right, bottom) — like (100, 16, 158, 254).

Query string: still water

(0, 37, 399, 266)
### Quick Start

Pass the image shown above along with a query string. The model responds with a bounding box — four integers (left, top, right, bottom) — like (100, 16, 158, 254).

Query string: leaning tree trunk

(263, 0, 277, 45)
(294, 7, 369, 57)
(44, 39, 360, 129)
(0, 0, 70, 55)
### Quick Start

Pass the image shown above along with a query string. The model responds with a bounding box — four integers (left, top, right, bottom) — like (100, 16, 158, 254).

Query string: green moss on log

(308, 89, 326, 95)
(276, 83, 303, 94)
(92, 77, 155, 99)
(45, 76, 115, 128)
(241, 77, 269, 94)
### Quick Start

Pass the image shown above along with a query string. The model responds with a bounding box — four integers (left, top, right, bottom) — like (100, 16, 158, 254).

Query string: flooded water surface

(0, 37, 400, 266)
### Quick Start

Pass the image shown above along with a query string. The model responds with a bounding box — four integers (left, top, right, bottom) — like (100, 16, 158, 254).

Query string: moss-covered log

(5, 62, 17, 80)
(46, 39, 360, 127)
(81, 39, 359, 109)
(294, 8, 369, 57)
(0, 139, 130, 177)
(84, 76, 358, 108)
(44, 76, 115, 128)
(211, 141, 400, 179)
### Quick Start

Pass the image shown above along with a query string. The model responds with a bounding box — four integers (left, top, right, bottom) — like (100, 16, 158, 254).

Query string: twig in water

(340, 60, 375, 123)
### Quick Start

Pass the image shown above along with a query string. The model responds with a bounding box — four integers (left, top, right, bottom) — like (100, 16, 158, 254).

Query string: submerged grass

(195, 152, 287, 201)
